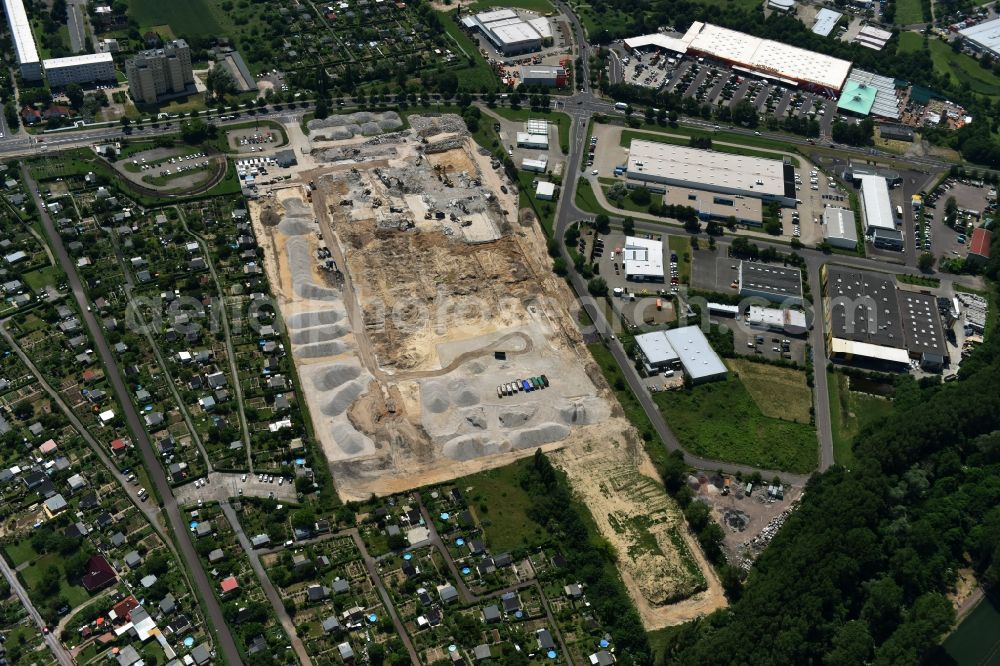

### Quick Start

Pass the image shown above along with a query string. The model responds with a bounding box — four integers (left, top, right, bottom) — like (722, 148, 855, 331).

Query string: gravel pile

(290, 324, 349, 345)
(313, 364, 362, 391)
(308, 111, 403, 140)
(407, 113, 468, 137)
(287, 310, 341, 329)
(321, 379, 367, 417)
(295, 341, 349, 358)
(509, 423, 570, 449)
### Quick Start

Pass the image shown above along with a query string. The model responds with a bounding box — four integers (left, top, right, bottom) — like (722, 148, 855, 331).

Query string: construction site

(249, 114, 611, 497)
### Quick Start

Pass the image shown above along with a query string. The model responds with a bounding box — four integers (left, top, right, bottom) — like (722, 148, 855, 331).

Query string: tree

(65, 83, 84, 109)
(587, 277, 608, 296)
(180, 118, 210, 144)
(206, 65, 236, 101)
(629, 186, 651, 206)
(622, 216, 635, 235)
(918, 252, 935, 271)
(594, 214, 611, 234)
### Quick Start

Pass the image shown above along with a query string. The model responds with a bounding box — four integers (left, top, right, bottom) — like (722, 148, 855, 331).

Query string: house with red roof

(220, 575, 240, 595)
(110, 438, 128, 455)
(82, 555, 117, 592)
(111, 595, 139, 622)
(968, 227, 992, 265)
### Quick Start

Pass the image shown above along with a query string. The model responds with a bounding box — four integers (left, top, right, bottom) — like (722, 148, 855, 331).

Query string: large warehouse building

(623, 22, 853, 93)
(959, 17, 1000, 58)
(3, 0, 42, 80)
(520, 65, 567, 87)
(461, 9, 544, 55)
(625, 140, 796, 207)
(622, 236, 664, 281)
(44, 53, 116, 87)
(634, 327, 728, 383)
(738, 261, 804, 306)
(824, 266, 946, 369)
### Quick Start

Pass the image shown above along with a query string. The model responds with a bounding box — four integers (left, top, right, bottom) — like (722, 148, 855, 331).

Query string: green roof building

(837, 80, 877, 116)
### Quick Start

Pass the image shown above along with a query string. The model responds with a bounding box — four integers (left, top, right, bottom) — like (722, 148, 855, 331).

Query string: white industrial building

(3, 0, 42, 80)
(520, 65, 566, 87)
(625, 140, 795, 206)
(823, 206, 858, 249)
(521, 155, 548, 172)
(622, 236, 664, 281)
(680, 22, 852, 93)
(960, 18, 1000, 58)
(665, 326, 728, 383)
(624, 33, 691, 54)
(857, 174, 894, 230)
(747, 305, 808, 334)
(634, 326, 728, 383)
(461, 9, 543, 56)
(44, 53, 116, 87)
(812, 9, 842, 36)
(855, 25, 892, 50)
(516, 132, 548, 149)
(535, 181, 556, 200)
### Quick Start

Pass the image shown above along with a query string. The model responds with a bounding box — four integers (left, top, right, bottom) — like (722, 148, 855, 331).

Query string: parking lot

(173, 471, 298, 507)
(692, 253, 742, 294)
(616, 45, 839, 138)
(577, 228, 679, 328)
(228, 127, 283, 153)
(923, 179, 997, 260)
(731, 325, 808, 364)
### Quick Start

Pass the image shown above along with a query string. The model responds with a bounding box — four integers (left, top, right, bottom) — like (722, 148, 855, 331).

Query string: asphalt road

(0, 554, 74, 666)
(21, 164, 245, 666)
(66, 0, 87, 53)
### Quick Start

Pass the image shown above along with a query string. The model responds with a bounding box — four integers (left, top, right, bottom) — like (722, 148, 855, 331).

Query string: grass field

(575, 177, 603, 214)
(22, 265, 61, 293)
(20, 554, 90, 607)
(827, 371, 894, 467)
(653, 374, 817, 473)
(728, 359, 811, 423)
(899, 32, 1000, 99)
(127, 0, 221, 35)
(463, 462, 551, 553)
(894, 0, 926, 24)
(5, 540, 38, 567)
(440, 11, 500, 92)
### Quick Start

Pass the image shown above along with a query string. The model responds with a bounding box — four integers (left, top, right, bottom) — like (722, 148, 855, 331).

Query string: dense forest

(652, 237, 1000, 663)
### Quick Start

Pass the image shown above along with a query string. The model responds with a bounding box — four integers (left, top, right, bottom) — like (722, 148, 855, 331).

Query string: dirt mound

(331, 421, 373, 455)
(558, 400, 608, 425)
(450, 380, 480, 407)
(287, 310, 341, 328)
(498, 408, 535, 428)
(290, 324, 349, 345)
(279, 218, 313, 236)
(509, 423, 570, 449)
(307, 111, 403, 140)
(294, 341, 349, 358)
(442, 434, 506, 461)
(463, 407, 488, 430)
(321, 380, 367, 417)
(313, 364, 363, 391)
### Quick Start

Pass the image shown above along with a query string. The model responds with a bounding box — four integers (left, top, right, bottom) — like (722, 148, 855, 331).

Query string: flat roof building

(680, 21, 852, 92)
(624, 33, 690, 54)
(960, 17, 1000, 57)
(535, 181, 556, 200)
(856, 174, 901, 250)
(747, 305, 808, 334)
(634, 330, 681, 372)
(622, 236, 664, 281)
(663, 326, 728, 383)
(738, 261, 804, 306)
(855, 25, 892, 50)
(664, 187, 762, 225)
(520, 65, 567, 87)
(44, 53, 116, 87)
(824, 266, 946, 367)
(846, 69, 901, 120)
(823, 207, 858, 249)
(812, 9, 843, 37)
(464, 10, 543, 55)
(625, 140, 795, 206)
(837, 80, 878, 116)
(3, 0, 42, 80)
(517, 132, 548, 149)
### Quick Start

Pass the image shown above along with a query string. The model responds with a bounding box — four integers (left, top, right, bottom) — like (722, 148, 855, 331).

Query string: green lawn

(924, 37, 1000, 99)
(605, 185, 663, 213)
(668, 236, 691, 284)
(5, 540, 38, 567)
(654, 375, 818, 473)
(517, 171, 557, 236)
(22, 265, 61, 293)
(729, 359, 812, 423)
(894, 0, 926, 24)
(439, 11, 501, 92)
(898, 31, 923, 53)
(20, 554, 90, 608)
(127, 0, 221, 36)
(827, 371, 895, 468)
(490, 107, 572, 154)
(575, 177, 604, 215)
(462, 462, 551, 553)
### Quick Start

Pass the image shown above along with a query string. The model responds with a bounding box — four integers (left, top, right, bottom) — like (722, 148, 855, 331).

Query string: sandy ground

(553, 417, 727, 629)
(251, 120, 616, 502)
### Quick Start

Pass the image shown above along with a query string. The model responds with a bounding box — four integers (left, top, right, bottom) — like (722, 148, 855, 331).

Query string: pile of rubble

(424, 137, 467, 154)
(316, 143, 399, 164)
(308, 111, 403, 140)
(735, 500, 799, 571)
(407, 113, 468, 138)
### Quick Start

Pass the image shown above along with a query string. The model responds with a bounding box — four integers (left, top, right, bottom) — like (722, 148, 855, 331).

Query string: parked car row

(497, 375, 549, 397)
